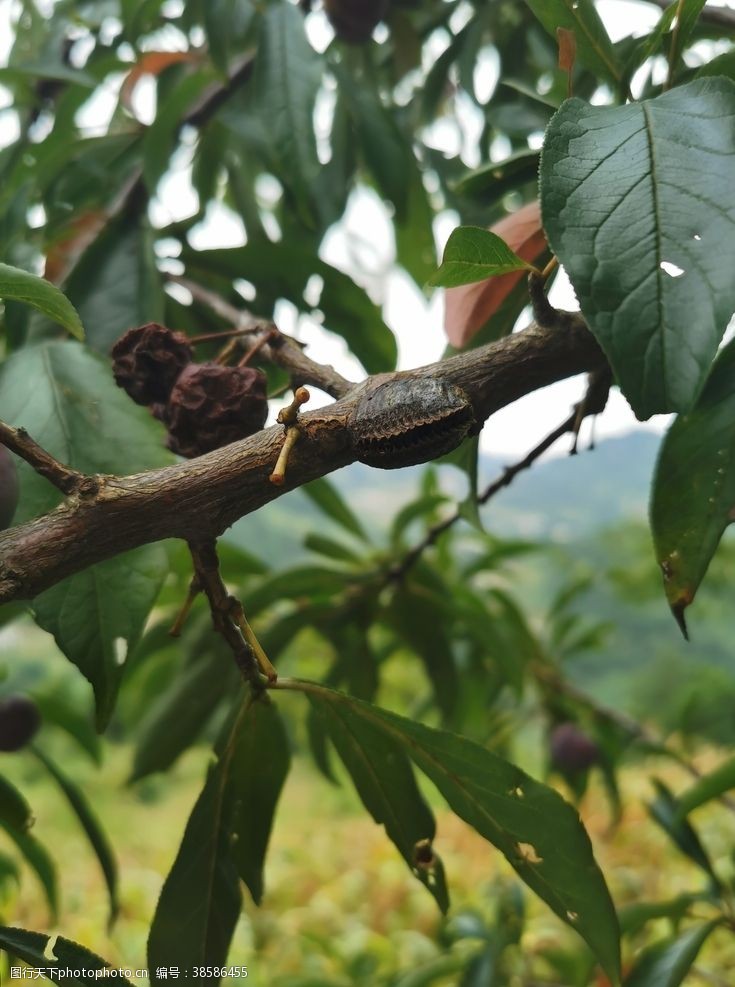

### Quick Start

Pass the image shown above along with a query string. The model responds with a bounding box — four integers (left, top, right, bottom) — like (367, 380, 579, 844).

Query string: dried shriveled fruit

(112, 323, 193, 405)
(0, 445, 19, 530)
(0, 695, 41, 752)
(324, 0, 390, 43)
(165, 362, 269, 458)
(549, 722, 600, 776)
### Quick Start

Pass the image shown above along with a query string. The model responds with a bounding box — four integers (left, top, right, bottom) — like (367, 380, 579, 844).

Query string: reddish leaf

(45, 210, 109, 284)
(558, 27, 577, 73)
(444, 201, 547, 348)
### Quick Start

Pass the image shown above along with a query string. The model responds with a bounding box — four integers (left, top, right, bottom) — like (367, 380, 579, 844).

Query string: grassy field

(3, 739, 735, 986)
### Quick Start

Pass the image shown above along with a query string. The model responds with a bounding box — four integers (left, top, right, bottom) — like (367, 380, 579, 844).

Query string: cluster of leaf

(430, 1, 735, 633)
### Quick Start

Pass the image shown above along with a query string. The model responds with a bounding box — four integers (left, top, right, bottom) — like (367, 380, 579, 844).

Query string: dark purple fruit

(549, 722, 600, 775)
(112, 323, 193, 405)
(0, 445, 19, 530)
(0, 695, 41, 752)
(324, 0, 390, 43)
(165, 362, 268, 458)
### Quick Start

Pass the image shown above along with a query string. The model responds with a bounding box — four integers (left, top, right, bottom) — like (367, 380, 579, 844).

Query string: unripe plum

(549, 722, 600, 775)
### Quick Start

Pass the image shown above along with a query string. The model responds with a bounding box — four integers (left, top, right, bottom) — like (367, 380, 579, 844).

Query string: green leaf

(304, 533, 361, 564)
(541, 77, 735, 419)
(33, 692, 101, 764)
(184, 245, 397, 374)
(307, 688, 447, 912)
(667, 1, 708, 75)
(130, 639, 239, 783)
(619, 895, 699, 937)
(301, 477, 369, 542)
(225, 698, 291, 904)
(0, 263, 84, 340)
(0, 342, 172, 726)
(0, 776, 33, 832)
(284, 680, 620, 981)
(64, 214, 165, 355)
(650, 339, 735, 632)
(32, 546, 168, 730)
(524, 0, 622, 86)
(0, 927, 133, 985)
(429, 228, 537, 288)
(675, 754, 735, 819)
(624, 920, 721, 987)
(454, 150, 541, 205)
(335, 64, 411, 216)
(251, 1, 322, 225)
(395, 164, 438, 289)
(203, 0, 256, 73)
(647, 780, 720, 885)
(31, 747, 119, 927)
(0, 825, 58, 920)
(387, 581, 459, 717)
(148, 697, 290, 981)
(143, 70, 216, 194)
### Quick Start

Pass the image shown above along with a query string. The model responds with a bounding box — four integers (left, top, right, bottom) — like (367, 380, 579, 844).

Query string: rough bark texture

(0, 317, 605, 603)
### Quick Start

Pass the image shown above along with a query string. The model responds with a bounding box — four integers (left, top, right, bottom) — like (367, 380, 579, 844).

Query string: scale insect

(351, 376, 476, 469)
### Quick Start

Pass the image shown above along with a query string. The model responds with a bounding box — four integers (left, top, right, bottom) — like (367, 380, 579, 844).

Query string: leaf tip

(670, 599, 690, 640)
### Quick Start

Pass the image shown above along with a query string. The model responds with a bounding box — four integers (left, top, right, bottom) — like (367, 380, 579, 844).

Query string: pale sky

(0, 0, 733, 456)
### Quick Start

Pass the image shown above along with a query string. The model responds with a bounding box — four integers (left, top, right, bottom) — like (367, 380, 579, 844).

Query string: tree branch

(0, 421, 98, 497)
(0, 318, 606, 604)
(167, 274, 354, 398)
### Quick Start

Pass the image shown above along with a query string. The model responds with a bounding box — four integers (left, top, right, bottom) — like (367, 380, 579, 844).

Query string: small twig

(0, 421, 97, 497)
(168, 575, 201, 637)
(238, 328, 278, 367)
(165, 273, 353, 398)
(188, 539, 263, 684)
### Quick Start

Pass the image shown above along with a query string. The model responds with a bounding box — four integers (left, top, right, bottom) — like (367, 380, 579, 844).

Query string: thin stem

(665, 0, 685, 90)
(0, 421, 97, 497)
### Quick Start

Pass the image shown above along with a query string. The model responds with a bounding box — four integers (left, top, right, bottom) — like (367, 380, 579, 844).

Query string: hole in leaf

(114, 637, 128, 666)
(693, 233, 702, 241)
(516, 842, 543, 864)
(44, 935, 59, 962)
(566, 910, 579, 922)
(660, 261, 685, 278)
(509, 786, 524, 798)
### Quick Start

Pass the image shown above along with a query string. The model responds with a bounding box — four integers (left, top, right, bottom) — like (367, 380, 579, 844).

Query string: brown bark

(0, 316, 605, 604)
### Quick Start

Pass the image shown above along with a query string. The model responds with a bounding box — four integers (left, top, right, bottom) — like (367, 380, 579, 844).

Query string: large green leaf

(64, 214, 165, 355)
(280, 680, 621, 982)
(0, 927, 133, 985)
(624, 920, 721, 987)
(650, 339, 735, 632)
(524, 0, 622, 87)
(226, 698, 291, 905)
(429, 228, 537, 288)
(184, 244, 397, 373)
(0, 342, 172, 726)
(251, 1, 322, 225)
(0, 263, 84, 340)
(307, 687, 448, 912)
(541, 77, 735, 419)
(148, 696, 290, 982)
(32, 546, 167, 730)
(31, 747, 118, 927)
(130, 638, 239, 782)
